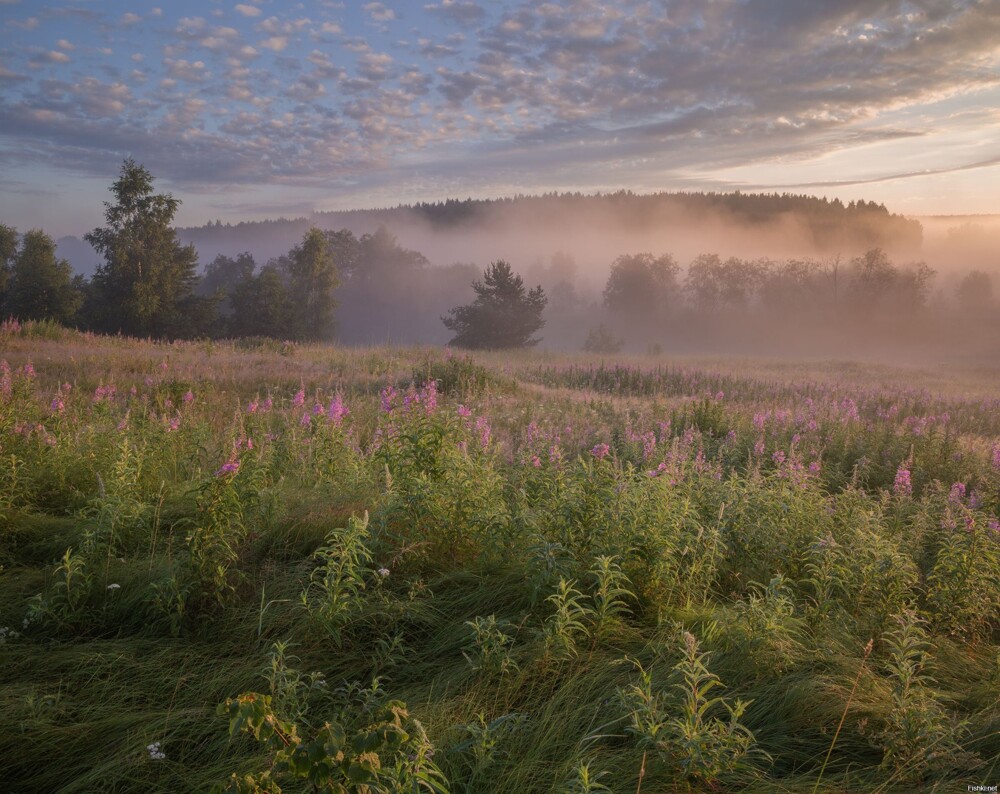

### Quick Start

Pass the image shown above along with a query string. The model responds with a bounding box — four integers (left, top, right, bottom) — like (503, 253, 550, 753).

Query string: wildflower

(50, 396, 64, 414)
(300, 413, 312, 428)
(772, 450, 786, 466)
(144, 376, 154, 388)
(530, 455, 542, 468)
(590, 443, 611, 460)
(313, 402, 325, 415)
(754, 437, 765, 456)
(246, 400, 259, 414)
(292, 388, 305, 407)
(457, 404, 472, 418)
(421, 380, 438, 414)
(183, 390, 194, 403)
(377, 567, 390, 578)
(380, 385, 397, 413)
(327, 392, 349, 425)
(107, 583, 121, 591)
(216, 460, 240, 477)
(476, 415, 491, 448)
(22, 362, 35, 378)
(948, 482, 966, 505)
(147, 742, 166, 761)
(262, 397, 273, 412)
(117, 412, 130, 432)
(166, 414, 181, 432)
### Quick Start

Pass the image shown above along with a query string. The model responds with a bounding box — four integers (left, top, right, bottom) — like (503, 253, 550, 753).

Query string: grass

(1, 325, 998, 792)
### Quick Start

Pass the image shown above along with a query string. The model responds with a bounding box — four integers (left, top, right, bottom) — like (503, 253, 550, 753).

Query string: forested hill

(170, 191, 921, 271)
(54, 191, 922, 277)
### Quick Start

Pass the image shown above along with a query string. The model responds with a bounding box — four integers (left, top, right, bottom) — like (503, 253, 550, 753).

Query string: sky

(1, 0, 999, 237)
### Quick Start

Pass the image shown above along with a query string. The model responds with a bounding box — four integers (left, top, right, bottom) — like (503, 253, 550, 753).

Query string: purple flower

(183, 390, 194, 403)
(949, 482, 966, 505)
(476, 415, 491, 448)
(893, 465, 912, 497)
(591, 443, 611, 460)
(327, 393, 349, 425)
(247, 400, 259, 414)
(50, 396, 64, 414)
(292, 388, 305, 408)
(380, 386, 397, 413)
(457, 404, 472, 418)
(216, 460, 240, 477)
(420, 380, 438, 414)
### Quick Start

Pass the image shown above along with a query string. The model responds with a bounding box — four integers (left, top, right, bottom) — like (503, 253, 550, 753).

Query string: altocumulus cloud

(0, 0, 997, 219)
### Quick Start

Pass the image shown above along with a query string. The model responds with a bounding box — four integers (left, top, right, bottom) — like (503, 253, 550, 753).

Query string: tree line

(2, 159, 996, 354)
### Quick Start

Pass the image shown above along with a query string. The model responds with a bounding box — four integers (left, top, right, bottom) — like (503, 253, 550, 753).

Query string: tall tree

(0, 224, 17, 308)
(603, 253, 679, 337)
(442, 260, 546, 349)
(229, 263, 291, 338)
(5, 229, 82, 324)
(85, 158, 200, 337)
(281, 227, 339, 340)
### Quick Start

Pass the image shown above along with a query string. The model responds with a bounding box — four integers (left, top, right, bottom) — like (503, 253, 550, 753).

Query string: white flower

(107, 583, 121, 591)
(147, 742, 166, 760)
(377, 567, 390, 578)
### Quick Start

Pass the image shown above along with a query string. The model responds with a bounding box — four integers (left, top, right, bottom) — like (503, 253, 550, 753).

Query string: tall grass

(1, 334, 998, 791)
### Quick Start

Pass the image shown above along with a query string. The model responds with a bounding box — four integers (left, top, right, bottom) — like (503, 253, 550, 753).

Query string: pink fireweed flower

(50, 396, 64, 414)
(144, 376, 154, 388)
(949, 482, 966, 505)
(183, 390, 194, 404)
(380, 386, 397, 413)
(476, 415, 491, 448)
(22, 362, 35, 378)
(754, 437, 765, 456)
(262, 397, 273, 412)
(117, 412, 130, 432)
(216, 460, 240, 477)
(247, 400, 259, 414)
(300, 412, 312, 428)
(327, 393, 349, 425)
(313, 402, 325, 416)
(591, 443, 611, 460)
(530, 455, 542, 468)
(166, 414, 181, 432)
(421, 380, 438, 414)
(992, 443, 1000, 470)
(893, 464, 912, 497)
(457, 404, 472, 418)
(292, 388, 305, 408)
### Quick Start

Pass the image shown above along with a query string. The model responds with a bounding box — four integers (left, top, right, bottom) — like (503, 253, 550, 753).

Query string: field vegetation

(1, 321, 999, 792)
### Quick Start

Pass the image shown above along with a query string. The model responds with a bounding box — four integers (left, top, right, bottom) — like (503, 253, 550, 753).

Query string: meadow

(1, 319, 998, 792)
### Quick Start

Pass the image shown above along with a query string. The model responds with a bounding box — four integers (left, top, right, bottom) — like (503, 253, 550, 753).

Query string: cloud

(362, 3, 395, 22)
(120, 12, 141, 27)
(234, 4, 261, 17)
(424, 1, 486, 27)
(259, 36, 289, 52)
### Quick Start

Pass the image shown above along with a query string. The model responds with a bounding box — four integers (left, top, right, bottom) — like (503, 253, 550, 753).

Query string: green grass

(1, 330, 998, 792)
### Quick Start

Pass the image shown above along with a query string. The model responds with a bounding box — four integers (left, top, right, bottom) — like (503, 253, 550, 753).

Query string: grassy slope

(1, 327, 998, 792)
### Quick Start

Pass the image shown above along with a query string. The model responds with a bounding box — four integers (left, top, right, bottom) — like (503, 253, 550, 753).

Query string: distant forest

(4, 163, 999, 359)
